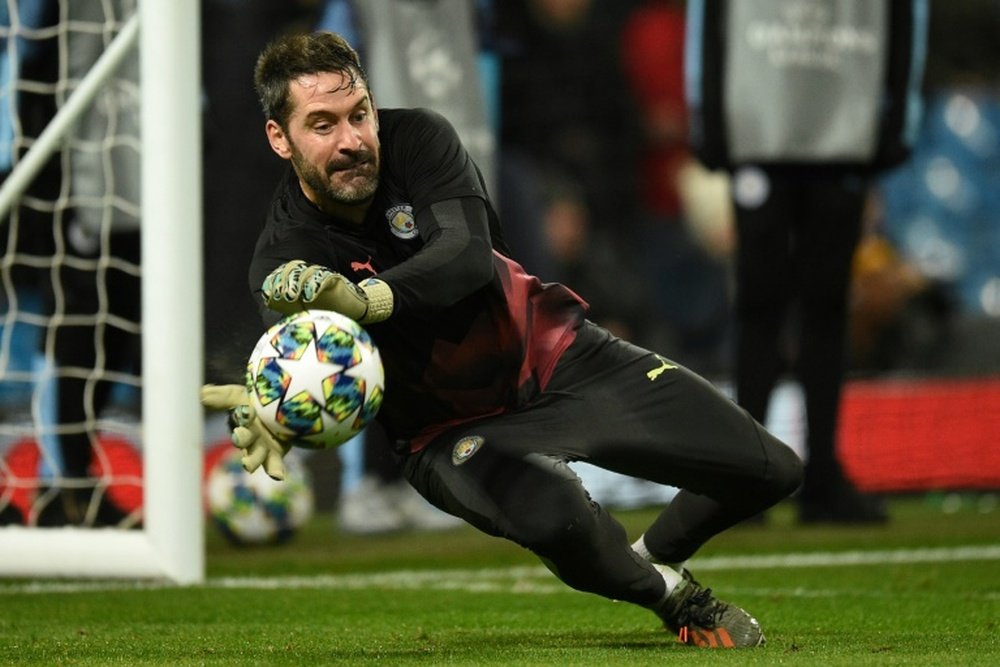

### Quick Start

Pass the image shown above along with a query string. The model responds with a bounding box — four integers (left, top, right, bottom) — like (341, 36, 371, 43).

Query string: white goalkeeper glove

(261, 259, 393, 324)
(200, 384, 291, 481)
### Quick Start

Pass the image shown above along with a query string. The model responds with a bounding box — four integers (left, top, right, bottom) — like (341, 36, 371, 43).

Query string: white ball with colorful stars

(205, 444, 314, 546)
(246, 309, 384, 449)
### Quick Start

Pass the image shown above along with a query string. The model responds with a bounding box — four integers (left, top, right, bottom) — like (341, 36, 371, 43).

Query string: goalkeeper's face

(266, 70, 381, 213)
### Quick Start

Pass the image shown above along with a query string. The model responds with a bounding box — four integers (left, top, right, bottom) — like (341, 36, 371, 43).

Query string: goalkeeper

(202, 31, 802, 649)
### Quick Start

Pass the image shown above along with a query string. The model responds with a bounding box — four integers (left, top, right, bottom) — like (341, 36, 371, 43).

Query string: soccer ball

(246, 309, 384, 449)
(204, 443, 314, 546)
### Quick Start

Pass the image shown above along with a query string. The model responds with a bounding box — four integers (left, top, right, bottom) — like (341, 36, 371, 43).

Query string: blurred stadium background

(1, 0, 998, 559)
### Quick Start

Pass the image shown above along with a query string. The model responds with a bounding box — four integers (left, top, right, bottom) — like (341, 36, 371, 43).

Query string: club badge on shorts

(452, 435, 484, 466)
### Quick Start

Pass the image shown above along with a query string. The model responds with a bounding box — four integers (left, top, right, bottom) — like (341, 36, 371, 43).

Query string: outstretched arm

(375, 196, 496, 314)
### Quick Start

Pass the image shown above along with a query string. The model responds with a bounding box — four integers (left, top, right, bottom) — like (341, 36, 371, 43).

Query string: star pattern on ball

(342, 340, 383, 405)
(274, 336, 345, 405)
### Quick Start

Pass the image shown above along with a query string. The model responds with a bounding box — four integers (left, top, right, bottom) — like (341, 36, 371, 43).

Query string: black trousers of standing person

(730, 164, 885, 523)
(40, 230, 141, 526)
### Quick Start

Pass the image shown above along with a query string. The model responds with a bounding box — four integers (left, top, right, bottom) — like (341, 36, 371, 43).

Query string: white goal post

(0, 0, 204, 583)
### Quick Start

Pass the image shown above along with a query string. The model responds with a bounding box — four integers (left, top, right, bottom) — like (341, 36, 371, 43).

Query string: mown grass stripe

(693, 543, 1000, 570)
(1, 544, 997, 595)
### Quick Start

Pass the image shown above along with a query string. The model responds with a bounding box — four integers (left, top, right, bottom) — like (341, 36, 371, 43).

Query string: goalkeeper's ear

(265, 119, 293, 161)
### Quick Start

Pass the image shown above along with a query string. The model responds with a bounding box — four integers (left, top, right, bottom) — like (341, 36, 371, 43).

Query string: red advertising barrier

(840, 378, 1000, 491)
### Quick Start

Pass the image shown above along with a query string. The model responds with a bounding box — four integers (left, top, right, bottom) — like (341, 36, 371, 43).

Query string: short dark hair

(253, 31, 369, 127)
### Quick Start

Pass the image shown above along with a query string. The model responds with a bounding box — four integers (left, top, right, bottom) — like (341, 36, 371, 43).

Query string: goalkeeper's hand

(261, 259, 393, 324)
(200, 384, 291, 481)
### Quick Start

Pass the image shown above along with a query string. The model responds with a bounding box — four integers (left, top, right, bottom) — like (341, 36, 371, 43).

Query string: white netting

(0, 0, 143, 528)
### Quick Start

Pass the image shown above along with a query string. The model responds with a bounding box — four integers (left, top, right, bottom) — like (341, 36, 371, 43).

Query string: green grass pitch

(1, 496, 998, 666)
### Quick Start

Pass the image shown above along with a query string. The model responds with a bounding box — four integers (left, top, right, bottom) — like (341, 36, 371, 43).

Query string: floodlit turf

(1, 496, 998, 666)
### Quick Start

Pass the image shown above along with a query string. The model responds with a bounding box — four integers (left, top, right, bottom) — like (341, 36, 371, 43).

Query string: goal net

(0, 0, 203, 582)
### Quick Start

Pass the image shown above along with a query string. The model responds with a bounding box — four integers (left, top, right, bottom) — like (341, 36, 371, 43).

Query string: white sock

(665, 559, 689, 576)
(633, 534, 688, 569)
(653, 563, 684, 599)
(631, 535, 654, 561)
(634, 534, 684, 602)
(634, 534, 691, 596)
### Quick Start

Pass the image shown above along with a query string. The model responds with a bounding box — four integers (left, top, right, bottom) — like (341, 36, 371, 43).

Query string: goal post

(0, 0, 204, 583)
(137, 0, 204, 584)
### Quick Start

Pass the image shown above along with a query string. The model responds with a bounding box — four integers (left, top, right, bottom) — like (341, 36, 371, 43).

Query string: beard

(291, 143, 380, 207)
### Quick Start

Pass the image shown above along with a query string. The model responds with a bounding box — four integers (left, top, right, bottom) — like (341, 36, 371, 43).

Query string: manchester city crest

(386, 204, 418, 239)
(451, 435, 484, 466)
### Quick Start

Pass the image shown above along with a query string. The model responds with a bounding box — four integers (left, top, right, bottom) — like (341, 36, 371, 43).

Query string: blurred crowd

(189, 0, 1000, 388)
(5, 0, 1000, 527)
(488, 0, 1000, 381)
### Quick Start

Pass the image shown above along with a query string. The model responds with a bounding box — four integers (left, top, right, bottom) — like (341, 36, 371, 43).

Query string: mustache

(326, 151, 375, 175)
